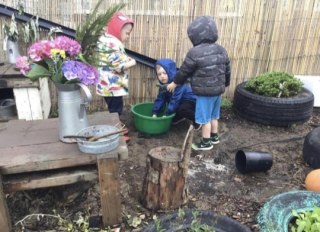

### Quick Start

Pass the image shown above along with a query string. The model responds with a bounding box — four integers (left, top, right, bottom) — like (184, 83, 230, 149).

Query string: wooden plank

(13, 87, 44, 120)
(39, 78, 51, 119)
(0, 64, 39, 88)
(13, 88, 31, 120)
(0, 175, 11, 232)
(98, 157, 121, 226)
(14, 87, 44, 120)
(0, 78, 39, 89)
(3, 169, 98, 193)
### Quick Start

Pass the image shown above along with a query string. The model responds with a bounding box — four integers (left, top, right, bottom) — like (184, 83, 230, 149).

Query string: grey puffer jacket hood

(174, 16, 231, 96)
(187, 16, 218, 46)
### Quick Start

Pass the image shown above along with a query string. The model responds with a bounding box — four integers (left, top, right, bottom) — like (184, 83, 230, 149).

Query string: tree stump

(141, 125, 194, 211)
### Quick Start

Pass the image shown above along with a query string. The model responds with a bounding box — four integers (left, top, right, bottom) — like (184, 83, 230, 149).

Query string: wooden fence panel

(1, 0, 320, 112)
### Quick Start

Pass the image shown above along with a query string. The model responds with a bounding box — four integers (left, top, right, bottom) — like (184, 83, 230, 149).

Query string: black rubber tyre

(233, 82, 314, 127)
(143, 209, 251, 232)
(257, 191, 320, 232)
(303, 127, 320, 168)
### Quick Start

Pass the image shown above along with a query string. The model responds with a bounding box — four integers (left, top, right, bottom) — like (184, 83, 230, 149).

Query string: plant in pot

(290, 206, 320, 232)
(233, 71, 314, 126)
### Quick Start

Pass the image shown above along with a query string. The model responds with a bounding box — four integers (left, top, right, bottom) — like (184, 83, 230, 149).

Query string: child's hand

(167, 82, 177, 92)
(127, 58, 136, 68)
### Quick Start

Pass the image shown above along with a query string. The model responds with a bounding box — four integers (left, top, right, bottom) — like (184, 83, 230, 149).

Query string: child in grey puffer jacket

(167, 16, 231, 151)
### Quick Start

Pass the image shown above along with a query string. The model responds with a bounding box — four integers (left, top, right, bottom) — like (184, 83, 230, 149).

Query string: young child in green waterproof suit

(152, 58, 200, 129)
(96, 12, 136, 115)
(167, 16, 231, 151)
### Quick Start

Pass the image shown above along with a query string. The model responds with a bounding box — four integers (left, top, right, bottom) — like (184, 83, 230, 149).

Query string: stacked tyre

(233, 82, 314, 127)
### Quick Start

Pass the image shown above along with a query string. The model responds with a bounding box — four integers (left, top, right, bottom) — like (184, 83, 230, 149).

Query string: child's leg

(211, 119, 218, 134)
(176, 101, 195, 122)
(191, 96, 213, 151)
(210, 95, 222, 144)
(202, 122, 211, 138)
(104, 96, 123, 115)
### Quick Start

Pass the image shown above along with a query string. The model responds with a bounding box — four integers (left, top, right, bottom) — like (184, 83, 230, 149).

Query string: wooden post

(98, 153, 121, 226)
(0, 175, 12, 232)
(141, 125, 194, 211)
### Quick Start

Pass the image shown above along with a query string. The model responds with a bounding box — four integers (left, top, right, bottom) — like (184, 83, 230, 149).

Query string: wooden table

(0, 112, 128, 231)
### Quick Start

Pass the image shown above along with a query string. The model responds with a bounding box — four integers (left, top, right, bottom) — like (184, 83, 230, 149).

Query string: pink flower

(28, 40, 54, 61)
(54, 36, 81, 57)
(16, 56, 31, 75)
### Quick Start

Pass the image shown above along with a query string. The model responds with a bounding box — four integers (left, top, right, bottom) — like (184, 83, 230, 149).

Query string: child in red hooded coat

(96, 12, 136, 115)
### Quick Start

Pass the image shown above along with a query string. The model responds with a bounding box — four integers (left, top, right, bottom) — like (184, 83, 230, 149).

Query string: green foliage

(2, 1, 39, 43)
(221, 98, 233, 109)
(21, 15, 40, 44)
(75, 0, 125, 66)
(2, 14, 19, 41)
(15, 211, 113, 232)
(290, 207, 320, 232)
(190, 211, 215, 232)
(145, 209, 217, 232)
(245, 71, 303, 98)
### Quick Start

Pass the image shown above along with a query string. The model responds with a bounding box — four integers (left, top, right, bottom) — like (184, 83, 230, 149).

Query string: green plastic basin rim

(131, 102, 175, 119)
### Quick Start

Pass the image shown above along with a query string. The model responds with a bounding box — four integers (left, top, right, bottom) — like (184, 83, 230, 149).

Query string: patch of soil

(8, 107, 320, 231)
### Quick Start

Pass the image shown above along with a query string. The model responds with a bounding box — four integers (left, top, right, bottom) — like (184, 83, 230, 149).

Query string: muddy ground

(8, 106, 320, 232)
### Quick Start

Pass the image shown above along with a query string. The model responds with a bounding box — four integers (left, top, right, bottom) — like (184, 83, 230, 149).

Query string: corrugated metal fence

(1, 0, 320, 112)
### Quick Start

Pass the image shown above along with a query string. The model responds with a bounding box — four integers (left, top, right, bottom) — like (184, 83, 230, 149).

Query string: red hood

(106, 12, 134, 41)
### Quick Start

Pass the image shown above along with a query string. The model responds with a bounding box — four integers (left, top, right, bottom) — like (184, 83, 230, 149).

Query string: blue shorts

(195, 95, 222, 124)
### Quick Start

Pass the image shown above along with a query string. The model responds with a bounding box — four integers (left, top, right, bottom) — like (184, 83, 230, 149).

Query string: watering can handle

(77, 83, 92, 105)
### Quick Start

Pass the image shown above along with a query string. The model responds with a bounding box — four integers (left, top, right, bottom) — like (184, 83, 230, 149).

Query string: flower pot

(235, 150, 273, 174)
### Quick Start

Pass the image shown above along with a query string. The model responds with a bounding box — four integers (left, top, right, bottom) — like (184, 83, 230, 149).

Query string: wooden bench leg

(98, 155, 121, 227)
(0, 175, 12, 232)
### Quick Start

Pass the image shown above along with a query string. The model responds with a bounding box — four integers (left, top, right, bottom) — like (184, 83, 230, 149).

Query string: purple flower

(62, 61, 99, 85)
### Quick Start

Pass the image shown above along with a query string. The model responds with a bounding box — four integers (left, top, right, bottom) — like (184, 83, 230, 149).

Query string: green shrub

(245, 71, 303, 97)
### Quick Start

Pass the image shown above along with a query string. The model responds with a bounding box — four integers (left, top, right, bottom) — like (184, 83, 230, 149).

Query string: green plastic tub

(131, 102, 175, 134)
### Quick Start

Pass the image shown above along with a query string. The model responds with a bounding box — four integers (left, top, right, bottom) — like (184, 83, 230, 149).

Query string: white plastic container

(295, 75, 320, 107)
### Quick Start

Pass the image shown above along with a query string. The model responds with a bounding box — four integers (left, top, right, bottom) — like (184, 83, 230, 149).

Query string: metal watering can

(56, 83, 92, 143)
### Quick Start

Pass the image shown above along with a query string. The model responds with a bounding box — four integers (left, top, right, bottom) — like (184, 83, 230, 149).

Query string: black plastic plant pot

(143, 209, 252, 232)
(303, 127, 320, 168)
(235, 150, 273, 174)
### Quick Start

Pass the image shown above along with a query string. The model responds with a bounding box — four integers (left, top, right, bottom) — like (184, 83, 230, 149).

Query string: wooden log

(141, 125, 194, 211)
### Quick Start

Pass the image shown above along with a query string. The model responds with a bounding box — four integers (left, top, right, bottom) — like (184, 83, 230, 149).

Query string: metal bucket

(76, 125, 120, 154)
(0, 99, 17, 120)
